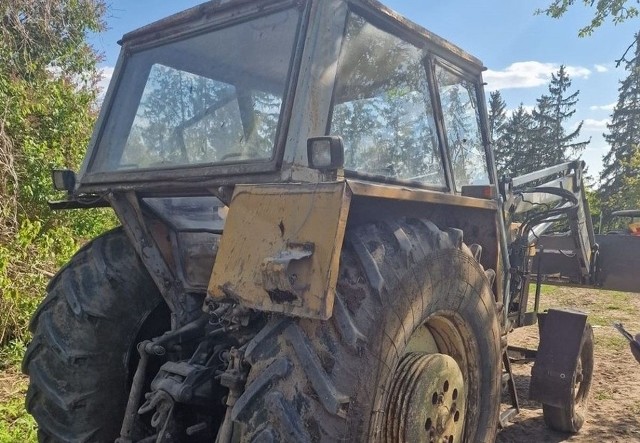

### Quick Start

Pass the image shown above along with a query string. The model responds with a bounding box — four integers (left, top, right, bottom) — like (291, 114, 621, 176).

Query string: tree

(488, 91, 507, 142)
(538, 0, 639, 37)
(617, 146, 640, 208)
(0, 0, 111, 347)
(491, 68, 588, 178)
(495, 104, 536, 177)
(599, 33, 640, 212)
(488, 91, 508, 168)
(538, 0, 639, 66)
(530, 65, 590, 167)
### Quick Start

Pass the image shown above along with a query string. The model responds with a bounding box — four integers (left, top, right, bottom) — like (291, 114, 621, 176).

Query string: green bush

(0, 0, 112, 350)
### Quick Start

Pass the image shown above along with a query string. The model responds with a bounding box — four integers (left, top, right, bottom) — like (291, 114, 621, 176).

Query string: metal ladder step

(499, 346, 520, 428)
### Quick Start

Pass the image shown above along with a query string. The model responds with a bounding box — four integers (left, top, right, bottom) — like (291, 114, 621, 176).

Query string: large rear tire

(22, 228, 170, 443)
(231, 218, 501, 442)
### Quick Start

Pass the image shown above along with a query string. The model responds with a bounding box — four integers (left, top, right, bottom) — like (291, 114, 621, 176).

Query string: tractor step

(499, 346, 520, 428)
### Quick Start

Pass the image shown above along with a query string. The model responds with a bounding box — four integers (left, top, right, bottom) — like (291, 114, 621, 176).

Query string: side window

(435, 64, 489, 189)
(330, 13, 445, 187)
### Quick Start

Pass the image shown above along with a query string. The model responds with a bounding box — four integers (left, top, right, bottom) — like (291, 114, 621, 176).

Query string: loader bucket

(594, 233, 640, 293)
(532, 233, 640, 293)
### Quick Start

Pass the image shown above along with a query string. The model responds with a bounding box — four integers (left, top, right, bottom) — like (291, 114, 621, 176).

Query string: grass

(0, 360, 36, 443)
(0, 395, 36, 443)
(593, 333, 628, 352)
(593, 389, 615, 402)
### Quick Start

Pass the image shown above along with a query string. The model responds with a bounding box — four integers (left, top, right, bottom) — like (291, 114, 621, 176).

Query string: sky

(88, 0, 640, 180)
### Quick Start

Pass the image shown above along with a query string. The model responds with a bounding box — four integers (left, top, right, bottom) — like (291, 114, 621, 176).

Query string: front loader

(22, 0, 640, 442)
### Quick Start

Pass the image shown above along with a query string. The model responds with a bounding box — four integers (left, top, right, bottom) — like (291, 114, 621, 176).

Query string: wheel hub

(384, 352, 466, 443)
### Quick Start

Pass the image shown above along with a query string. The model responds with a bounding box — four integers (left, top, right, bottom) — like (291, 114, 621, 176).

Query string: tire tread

(22, 228, 165, 443)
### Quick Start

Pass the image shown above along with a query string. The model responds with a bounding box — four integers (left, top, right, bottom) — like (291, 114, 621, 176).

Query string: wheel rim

(385, 352, 466, 443)
(572, 342, 591, 415)
(383, 310, 476, 443)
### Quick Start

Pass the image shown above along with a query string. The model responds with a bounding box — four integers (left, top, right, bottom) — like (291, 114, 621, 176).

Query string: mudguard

(529, 309, 587, 407)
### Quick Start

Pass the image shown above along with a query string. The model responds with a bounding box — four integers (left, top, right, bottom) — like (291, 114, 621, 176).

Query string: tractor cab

(74, 0, 494, 197)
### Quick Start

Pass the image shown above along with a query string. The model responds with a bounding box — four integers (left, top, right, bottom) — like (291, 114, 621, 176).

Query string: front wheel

(231, 219, 502, 442)
(22, 228, 170, 442)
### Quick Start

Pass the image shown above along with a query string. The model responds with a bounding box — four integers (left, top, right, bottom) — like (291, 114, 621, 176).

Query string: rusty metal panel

(207, 182, 351, 319)
(529, 309, 587, 407)
(346, 179, 498, 210)
(595, 234, 640, 293)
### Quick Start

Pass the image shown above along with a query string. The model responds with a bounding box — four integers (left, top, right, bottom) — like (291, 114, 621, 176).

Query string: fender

(529, 308, 588, 407)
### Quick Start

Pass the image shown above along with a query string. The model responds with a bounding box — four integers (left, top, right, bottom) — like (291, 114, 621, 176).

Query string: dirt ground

(496, 286, 640, 443)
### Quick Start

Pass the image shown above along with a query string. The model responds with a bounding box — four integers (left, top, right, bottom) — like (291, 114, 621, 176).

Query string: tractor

(22, 0, 640, 441)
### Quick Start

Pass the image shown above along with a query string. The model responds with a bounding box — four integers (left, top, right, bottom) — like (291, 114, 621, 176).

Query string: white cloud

(594, 64, 609, 73)
(589, 102, 616, 111)
(484, 61, 591, 90)
(97, 66, 115, 100)
(582, 118, 609, 130)
(564, 65, 591, 79)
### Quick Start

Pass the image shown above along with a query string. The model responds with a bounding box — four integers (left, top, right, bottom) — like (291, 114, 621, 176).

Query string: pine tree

(531, 65, 590, 168)
(488, 90, 509, 178)
(488, 90, 508, 153)
(600, 33, 640, 212)
(495, 104, 535, 177)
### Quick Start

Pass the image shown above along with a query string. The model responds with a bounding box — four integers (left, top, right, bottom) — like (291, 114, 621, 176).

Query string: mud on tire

(232, 218, 502, 442)
(22, 228, 169, 443)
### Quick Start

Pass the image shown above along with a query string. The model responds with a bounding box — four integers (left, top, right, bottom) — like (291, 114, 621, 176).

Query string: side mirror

(52, 169, 76, 194)
(307, 136, 344, 171)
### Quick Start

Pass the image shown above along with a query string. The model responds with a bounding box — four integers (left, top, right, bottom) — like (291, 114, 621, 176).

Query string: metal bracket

(261, 242, 315, 302)
(109, 192, 185, 326)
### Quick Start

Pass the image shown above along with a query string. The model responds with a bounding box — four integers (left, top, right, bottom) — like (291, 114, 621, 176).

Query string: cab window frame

(326, 5, 451, 192)
(428, 56, 492, 192)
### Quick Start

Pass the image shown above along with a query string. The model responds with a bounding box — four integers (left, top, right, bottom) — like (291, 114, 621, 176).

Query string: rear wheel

(542, 323, 594, 433)
(232, 218, 501, 442)
(22, 228, 170, 443)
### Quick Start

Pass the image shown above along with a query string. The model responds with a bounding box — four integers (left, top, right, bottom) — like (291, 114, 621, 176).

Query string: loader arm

(502, 160, 595, 283)
(500, 160, 598, 327)
(502, 160, 640, 329)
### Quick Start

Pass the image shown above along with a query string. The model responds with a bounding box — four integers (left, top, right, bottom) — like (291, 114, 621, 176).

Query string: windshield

(88, 7, 301, 173)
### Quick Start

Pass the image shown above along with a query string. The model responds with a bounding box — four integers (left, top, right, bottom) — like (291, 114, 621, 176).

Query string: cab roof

(120, 0, 485, 73)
